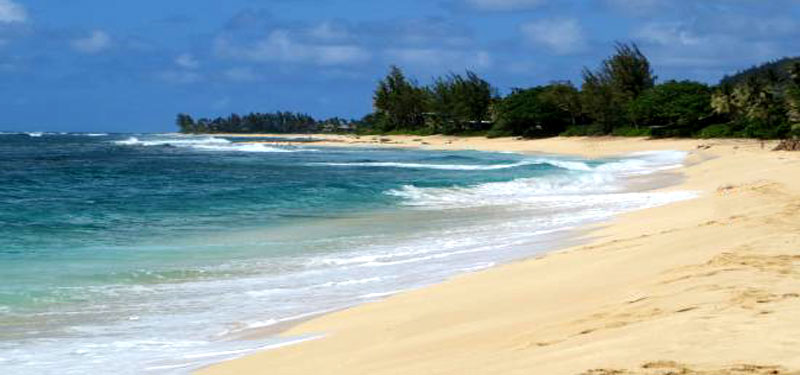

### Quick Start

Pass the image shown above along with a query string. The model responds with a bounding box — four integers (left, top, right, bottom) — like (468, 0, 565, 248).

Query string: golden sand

(199, 136, 800, 375)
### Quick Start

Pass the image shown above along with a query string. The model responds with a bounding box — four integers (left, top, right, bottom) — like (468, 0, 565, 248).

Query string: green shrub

(486, 128, 512, 138)
(696, 124, 735, 138)
(743, 120, 790, 139)
(386, 128, 436, 136)
(491, 87, 572, 138)
(561, 124, 606, 136)
(611, 127, 651, 137)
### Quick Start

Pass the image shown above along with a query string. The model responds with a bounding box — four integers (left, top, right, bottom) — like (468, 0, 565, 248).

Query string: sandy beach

(199, 136, 800, 375)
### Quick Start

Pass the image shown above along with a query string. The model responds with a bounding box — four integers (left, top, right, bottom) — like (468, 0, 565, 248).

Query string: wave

(387, 173, 617, 208)
(458, 262, 496, 273)
(113, 136, 314, 153)
(357, 289, 413, 299)
(311, 161, 532, 170)
(0, 132, 108, 137)
(533, 158, 593, 171)
(312, 158, 593, 171)
(114, 136, 231, 147)
(192, 143, 304, 153)
(386, 151, 691, 209)
(238, 308, 342, 331)
(595, 151, 687, 175)
(315, 151, 685, 176)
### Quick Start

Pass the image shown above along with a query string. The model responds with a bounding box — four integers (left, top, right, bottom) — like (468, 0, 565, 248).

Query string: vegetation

(579, 43, 655, 134)
(489, 85, 576, 138)
(629, 80, 714, 137)
(372, 66, 429, 132)
(177, 43, 800, 140)
(175, 112, 357, 134)
(710, 58, 800, 139)
(427, 71, 494, 134)
(366, 67, 495, 135)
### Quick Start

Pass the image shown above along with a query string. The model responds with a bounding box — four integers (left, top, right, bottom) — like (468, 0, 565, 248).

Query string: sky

(0, 0, 798, 132)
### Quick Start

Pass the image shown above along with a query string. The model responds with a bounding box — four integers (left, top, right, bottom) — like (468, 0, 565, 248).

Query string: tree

(605, 42, 656, 101)
(176, 113, 196, 133)
(176, 111, 320, 134)
(373, 66, 429, 132)
(711, 68, 792, 139)
(580, 68, 621, 133)
(629, 80, 713, 135)
(539, 81, 582, 126)
(491, 86, 571, 138)
(581, 42, 656, 132)
(787, 62, 800, 136)
(428, 71, 494, 134)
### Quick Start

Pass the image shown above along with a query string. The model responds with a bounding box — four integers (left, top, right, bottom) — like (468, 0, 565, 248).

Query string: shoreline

(198, 136, 800, 375)
(209, 133, 766, 158)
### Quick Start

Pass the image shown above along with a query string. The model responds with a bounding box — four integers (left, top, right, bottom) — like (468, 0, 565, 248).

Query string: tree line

(177, 43, 800, 139)
(176, 112, 357, 134)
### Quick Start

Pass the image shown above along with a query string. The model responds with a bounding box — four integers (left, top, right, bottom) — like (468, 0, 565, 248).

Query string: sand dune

(199, 136, 800, 375)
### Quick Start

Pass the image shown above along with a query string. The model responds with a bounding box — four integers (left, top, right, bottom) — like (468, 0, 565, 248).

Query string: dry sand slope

(199, 137, 800, 375)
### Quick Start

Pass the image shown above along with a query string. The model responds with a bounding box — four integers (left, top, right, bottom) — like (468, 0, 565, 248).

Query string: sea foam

(313, 159, 593, 171)
(113, 136, 313, 153)
(386, 151, 691, 209)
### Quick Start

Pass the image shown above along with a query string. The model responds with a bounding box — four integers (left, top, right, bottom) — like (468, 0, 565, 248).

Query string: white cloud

(71, 30, 112, 54)
(224, 67, 260, 82)
(380, 18, 473, 48)
(603, 0, 666, 16)
(465, 0, 546, 11)
(637, 22, 704, 46)
(475, 51, 492, 69)
(384, 48, 492, 70)
(0, 0, 26, 24)
(307, 21, 351, 41)
(175, 53, 199, 69)
(214, 30, 371, 66)
(158, 70, 202, 84)
(634, 19, 790, 72)
(520, 18, 586, 55)
(315, 45, 370, 65)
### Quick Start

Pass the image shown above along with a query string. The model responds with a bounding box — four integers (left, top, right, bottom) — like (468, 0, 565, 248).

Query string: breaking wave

(113, 136, 314, 153)
(386, 151, 690, 209)
(312, 159, 593, 171)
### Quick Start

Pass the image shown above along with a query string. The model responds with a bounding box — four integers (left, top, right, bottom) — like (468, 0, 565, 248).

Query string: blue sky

(1, 0, 798, 132)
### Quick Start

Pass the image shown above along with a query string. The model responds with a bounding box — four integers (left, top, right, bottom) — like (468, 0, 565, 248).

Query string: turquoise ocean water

(0, 132, 694, 374)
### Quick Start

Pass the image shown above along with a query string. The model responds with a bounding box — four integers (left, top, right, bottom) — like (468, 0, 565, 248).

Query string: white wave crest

(532, 158, 593, 171)
(387, 173, 617, 208)
(113, 136, 314, 153)
(386, 150, 691, 209)
(595, 151, 687, 175)
(114, 136, 231, 147)
(192, 143, 300, 153)
(312, 159, 592, 171)
(311, 161, 531, 171)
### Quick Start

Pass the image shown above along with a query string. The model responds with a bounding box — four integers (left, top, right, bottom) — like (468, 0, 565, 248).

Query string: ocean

(0, 132, 695, 374)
